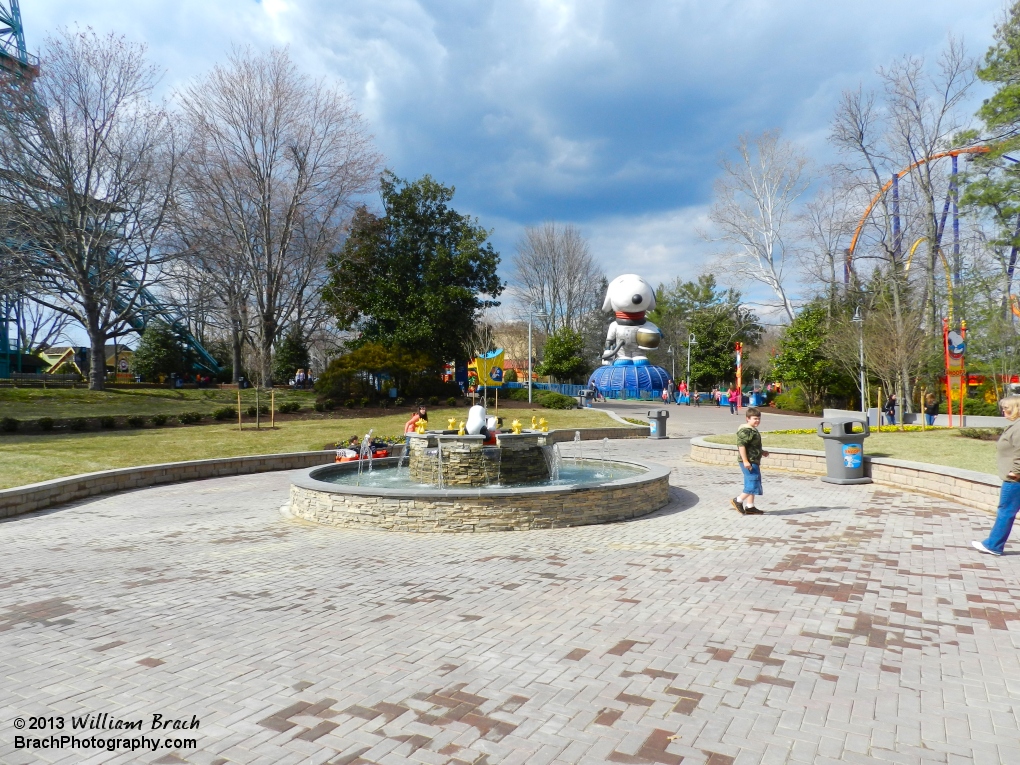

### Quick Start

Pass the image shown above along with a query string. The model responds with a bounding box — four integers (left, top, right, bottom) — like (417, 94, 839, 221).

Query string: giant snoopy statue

(601, 274, 661, 366)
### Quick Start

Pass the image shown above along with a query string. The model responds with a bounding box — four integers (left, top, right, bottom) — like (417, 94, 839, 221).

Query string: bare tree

(0, 28, 177, 389)
(512, 222, 605, 335)
(175, 47, 381, 386)
(797, 176, 859, 309)
(708, 130, 810, 322)
(830, 40, 974, 411)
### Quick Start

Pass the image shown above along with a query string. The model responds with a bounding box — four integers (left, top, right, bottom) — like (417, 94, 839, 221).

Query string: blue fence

(497, 381, 667, 401)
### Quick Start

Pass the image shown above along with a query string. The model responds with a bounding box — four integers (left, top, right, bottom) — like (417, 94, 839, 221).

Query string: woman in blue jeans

(973, 397, 1020, 556)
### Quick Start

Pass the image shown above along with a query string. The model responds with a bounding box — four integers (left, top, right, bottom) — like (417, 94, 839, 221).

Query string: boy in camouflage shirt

(731, 406, 768, 515)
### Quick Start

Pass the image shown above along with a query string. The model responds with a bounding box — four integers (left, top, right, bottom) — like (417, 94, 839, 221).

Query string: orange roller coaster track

(845, 146, 990, 272)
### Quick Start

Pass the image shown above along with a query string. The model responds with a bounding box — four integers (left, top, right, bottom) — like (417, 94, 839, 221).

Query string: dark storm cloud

(19, 0, 1004, 291)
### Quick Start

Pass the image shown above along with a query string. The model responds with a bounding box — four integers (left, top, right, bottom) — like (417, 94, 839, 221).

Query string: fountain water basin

(288, 431, 670, 532)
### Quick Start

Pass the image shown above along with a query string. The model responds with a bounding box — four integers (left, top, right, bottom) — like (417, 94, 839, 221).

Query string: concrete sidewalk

(594, 399, 821, 439)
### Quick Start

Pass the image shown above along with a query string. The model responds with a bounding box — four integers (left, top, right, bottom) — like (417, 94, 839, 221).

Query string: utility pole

(527, 307, 549, 403)
(852, 306, 865, 413)
(686, 333, 696, 394)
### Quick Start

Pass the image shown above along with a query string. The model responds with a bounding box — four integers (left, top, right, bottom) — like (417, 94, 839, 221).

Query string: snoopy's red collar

(615, 311, 646, 321)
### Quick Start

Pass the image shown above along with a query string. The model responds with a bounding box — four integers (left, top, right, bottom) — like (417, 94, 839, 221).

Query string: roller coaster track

(845, 146, 989, 281)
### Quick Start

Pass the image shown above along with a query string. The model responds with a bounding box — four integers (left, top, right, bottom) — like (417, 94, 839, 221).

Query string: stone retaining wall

(690, 437, 1000, 512)
(0, 451, 336, 520)
(288, 458, 671, 533)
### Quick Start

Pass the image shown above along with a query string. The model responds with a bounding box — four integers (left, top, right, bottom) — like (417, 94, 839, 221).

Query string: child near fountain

(732, 407, 768, 516)
(404, 406, 428, 433)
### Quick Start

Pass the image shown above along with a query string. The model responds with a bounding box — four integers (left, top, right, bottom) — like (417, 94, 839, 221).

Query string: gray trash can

(817, 417, 872, 484)
(647, 409, 669, 439)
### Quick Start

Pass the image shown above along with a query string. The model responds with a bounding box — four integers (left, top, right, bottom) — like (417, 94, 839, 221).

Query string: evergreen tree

(131, 321, 186, 380)
(964, 4, 1020, 254)
(323, 172, 504, 363)
(536, 328, 588, 381)
(771, 302, 843, 413)
(273, 330, 311, 383)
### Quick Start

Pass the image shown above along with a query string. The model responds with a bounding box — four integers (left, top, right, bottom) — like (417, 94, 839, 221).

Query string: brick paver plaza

(2, 407, 1019, 764)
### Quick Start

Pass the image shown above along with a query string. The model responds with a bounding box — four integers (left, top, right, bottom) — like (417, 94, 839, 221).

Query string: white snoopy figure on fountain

(601, 274, 661, 366)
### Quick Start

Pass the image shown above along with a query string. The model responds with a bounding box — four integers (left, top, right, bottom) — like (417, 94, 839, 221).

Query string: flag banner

(475, 349, 506, 387)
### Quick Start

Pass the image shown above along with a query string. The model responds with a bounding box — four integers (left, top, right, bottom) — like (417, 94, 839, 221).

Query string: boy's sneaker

(971, 540, 1001, 556)
(730, 498, 746, 515)
(744, 507, 764, 515)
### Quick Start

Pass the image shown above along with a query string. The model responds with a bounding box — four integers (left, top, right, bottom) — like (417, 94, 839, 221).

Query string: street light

(686, 333, 697, 396)
(666, 346, 676, 382)
(852, 306, 865, 413)
(528, 307, 550, 403)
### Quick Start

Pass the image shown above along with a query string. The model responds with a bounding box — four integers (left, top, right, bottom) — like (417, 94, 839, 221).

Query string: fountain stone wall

(407, 432, 550, 487)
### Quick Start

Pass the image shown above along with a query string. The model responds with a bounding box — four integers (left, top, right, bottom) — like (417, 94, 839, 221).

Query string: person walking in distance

(973, 397, 1020, 555)
(924, 393, 938, 427)
(883, 393, 897, 426)
(731, 406, 768, 515)
(727, 384, 738, 415)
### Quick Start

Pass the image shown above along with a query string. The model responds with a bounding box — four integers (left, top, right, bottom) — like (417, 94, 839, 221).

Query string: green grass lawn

(0, 407, 621, 489)
(0, 386, 320, 419)
(704, 431, 997, 475)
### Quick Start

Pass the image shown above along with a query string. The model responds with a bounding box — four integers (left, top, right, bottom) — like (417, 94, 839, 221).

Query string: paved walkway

(1, 420, 1018, 765)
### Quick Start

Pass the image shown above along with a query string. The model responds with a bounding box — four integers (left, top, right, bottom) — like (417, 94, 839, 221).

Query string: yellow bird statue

(415, 419, 428, 434)
(458, 421, 466, 436)
(511, 419, 522, 434)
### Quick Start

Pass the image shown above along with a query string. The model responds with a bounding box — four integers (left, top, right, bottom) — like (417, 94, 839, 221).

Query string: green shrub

(538, 391, 578, 410)
(323, 399, 336, 411)
(177, 411, 204, 424)
(313, 402, 325, 412)
(99, 416, 117, 429)
(245, 405, 269, 417)
(774, 387, 809, 412)
(446, 396, 457, 406)
(69, 417, 89, 431)
(345, 399, 356, 409)
(959, 427, 1003, 440)
(940, 399, 1001, 416)
(213, 406, 237, 421)
(150, 414, 169, 426)
(358, 397, 370, 408)
(428, 395, 439, 406)
(277, 402, 301, 414)
(126, 416, 145, 428)
(0, 417, 19, 433)
(395, 397, 405, 407)
(37, 417, 54, 431)
(506, 388, 530, 402)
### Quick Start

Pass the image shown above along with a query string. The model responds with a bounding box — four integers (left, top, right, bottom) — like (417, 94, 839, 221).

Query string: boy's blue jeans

(983, 480, 1020, 554)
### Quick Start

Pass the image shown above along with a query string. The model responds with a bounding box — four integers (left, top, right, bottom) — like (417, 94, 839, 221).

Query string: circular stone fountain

(288, 430, 671, 533)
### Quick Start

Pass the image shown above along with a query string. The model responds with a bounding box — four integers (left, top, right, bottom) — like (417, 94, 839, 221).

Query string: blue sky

(19, 0, 1007, 313)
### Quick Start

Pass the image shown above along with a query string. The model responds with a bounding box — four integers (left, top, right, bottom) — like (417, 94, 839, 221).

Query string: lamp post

(528, 308, 549, 403)
(666, 346, 675, 381)
(852, 306, 865, 413)
(686, 333, 696, 394)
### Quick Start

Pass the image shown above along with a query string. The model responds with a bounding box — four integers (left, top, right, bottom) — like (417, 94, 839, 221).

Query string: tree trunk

(260, 324, 274, 389)
(88, 324, 107, 392)
(231, 313, 243, 384)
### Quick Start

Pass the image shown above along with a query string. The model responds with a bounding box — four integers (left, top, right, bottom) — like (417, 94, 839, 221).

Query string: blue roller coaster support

(0, 0, 38, 76)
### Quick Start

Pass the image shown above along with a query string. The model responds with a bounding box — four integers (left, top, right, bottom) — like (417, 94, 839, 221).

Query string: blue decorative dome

(588, 364, 671, 394)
